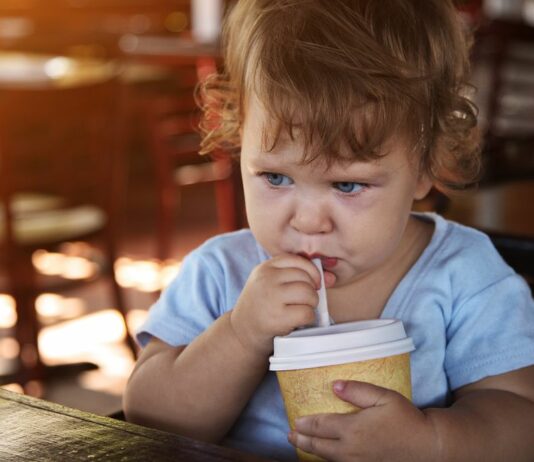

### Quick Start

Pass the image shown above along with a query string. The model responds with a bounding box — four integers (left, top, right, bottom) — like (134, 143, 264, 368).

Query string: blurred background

(0, 0, 532, 417)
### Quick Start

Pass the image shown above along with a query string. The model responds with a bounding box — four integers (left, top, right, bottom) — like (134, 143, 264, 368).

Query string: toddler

(124, 1, 534, 460)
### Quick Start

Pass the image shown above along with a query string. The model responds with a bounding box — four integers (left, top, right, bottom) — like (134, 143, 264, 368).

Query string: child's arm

(123, 254, 321, 443)
(289, 366, 534, 461)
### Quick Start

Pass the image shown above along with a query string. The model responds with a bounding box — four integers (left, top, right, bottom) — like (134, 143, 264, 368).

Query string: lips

(298, 252, 338, 268)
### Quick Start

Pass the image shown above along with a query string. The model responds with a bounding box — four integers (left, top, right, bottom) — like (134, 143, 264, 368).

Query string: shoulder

(418, 212, 516, 293)
(405, 214, 534, 395)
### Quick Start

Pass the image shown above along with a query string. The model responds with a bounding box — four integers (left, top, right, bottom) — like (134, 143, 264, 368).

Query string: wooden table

(443, 179, 534, 238)
(0, 388, 271, 461)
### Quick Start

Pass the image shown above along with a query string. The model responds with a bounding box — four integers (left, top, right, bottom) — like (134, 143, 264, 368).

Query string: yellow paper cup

(269, 319, 415, 462)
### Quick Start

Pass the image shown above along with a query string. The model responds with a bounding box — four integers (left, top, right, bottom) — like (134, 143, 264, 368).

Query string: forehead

(242, 97, 414, 170)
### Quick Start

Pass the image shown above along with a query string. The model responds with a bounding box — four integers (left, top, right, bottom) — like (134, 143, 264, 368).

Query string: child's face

(240, 100, 432, 288)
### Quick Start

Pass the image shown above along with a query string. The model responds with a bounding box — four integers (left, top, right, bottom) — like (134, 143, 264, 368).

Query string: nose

(289, 199, 333, 235)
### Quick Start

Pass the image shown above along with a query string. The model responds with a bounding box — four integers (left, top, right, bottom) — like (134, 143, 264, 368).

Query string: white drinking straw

(312, 258, 330, 327)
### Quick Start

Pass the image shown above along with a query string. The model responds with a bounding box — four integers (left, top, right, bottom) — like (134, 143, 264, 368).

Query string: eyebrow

(248, 151, 391, 183)
(325, 163, 391, 183)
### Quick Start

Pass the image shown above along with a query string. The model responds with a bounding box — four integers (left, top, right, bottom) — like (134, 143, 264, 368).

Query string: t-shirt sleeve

(136, 249, 225, 348)
(445, 274, 534, 390)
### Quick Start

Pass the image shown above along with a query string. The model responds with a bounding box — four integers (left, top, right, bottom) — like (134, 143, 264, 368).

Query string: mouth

(298, 252, 338, 269)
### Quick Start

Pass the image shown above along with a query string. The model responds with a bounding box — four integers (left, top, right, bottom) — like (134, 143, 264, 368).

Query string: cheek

(336, 193, 410, 257)
(242, 177, 281, 235)
(246, 200, 286, 257)
(241, 169, 262, 213)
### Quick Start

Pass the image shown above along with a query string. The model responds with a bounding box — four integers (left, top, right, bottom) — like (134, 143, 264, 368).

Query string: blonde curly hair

(197, 0, 481, 192)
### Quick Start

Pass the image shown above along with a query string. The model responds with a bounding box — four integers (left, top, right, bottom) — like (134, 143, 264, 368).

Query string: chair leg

(214, 164, 240, 232)
(106, 241, 138, 359)
(214, 179, 236, 232)
(156, 180, 181, 261)
(1, 253, 99, 389)
(9, 256, 45, 385)
(110, 276, 138, 360)
(12, 292, 45, 385)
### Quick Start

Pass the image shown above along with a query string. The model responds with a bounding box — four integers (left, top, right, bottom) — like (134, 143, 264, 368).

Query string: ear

(413, 172, 433, 200)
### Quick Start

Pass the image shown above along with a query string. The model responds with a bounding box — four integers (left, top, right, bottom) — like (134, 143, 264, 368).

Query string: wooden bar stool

(0, 54, 137, 389)
(139, 56, 242, 261)
(145, 92, 241, 261)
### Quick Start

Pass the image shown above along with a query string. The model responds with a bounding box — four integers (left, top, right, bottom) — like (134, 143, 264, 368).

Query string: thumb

(333, 380, 399, 409)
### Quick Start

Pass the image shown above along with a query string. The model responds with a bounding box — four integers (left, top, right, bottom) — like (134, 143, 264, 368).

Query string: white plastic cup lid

(269, 319, 415, 370)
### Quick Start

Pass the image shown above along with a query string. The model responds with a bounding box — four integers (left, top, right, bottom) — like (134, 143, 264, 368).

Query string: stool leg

(106, 241, 138, 359)
(155, 172, 181, 261)
(10, 256, 45, 385)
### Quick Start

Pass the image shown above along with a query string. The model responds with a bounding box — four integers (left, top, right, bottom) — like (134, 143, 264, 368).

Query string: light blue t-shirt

(137, 213, 534, 461)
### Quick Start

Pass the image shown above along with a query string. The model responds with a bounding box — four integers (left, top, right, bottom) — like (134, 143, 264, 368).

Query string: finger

(323, 270, 337, 288)
(271, 267, 318, 289)
(333, 380, 403, 409)
(282, 281, 319, 307)
(269, 254, 321, 287)
(283, 305, 316, 328)
(294, 413, 346, 439)
(288, 432, 341, 461)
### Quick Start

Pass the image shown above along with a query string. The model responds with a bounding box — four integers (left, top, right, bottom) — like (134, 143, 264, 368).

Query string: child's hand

(288, 380, 439, 462)
(230, 254, 321, 356)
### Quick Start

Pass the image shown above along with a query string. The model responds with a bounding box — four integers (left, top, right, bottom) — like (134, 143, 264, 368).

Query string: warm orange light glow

(37, 311, 136, 397)
(35, 293, 86, 322)
(33, 249, 180, 291)
(0, 337, 20, 359)
(32, 250, 65, 276)
(35, 293, 63, 318)
(115, 258, 159, 292)
(0, 294, 17, 328)
(1, 383, 24, 394)
(32, 250, 97, 280)
(114, 256, 134, 288)
(78, 343, 135, 395)
(126, 309, 149, 333)
(39, 310, 126, 361)
(0, 251, 176, 398)
(44, 57, 72, 78)
(161, 260, 182, 288)
(62, 256, 97, 279)
(115, 257, 181, 292)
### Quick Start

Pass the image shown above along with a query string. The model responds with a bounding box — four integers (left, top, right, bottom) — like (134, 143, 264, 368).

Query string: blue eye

(333, 182, 364, 194)
(264, 173, 293, 186)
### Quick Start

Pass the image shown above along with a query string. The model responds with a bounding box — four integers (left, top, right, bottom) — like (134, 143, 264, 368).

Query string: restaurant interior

(0, 0, 533, 423)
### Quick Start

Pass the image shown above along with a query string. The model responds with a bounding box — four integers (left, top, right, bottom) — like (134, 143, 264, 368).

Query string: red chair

(145, 93, 241, 261)
(0, 64, 137, 389)
(143, 58, 243, 261)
